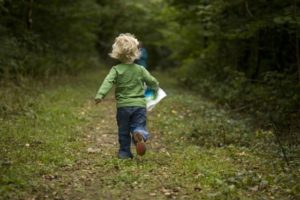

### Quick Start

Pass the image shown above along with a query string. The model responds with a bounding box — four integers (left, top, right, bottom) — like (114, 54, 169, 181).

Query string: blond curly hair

(109, 33, 141, 64)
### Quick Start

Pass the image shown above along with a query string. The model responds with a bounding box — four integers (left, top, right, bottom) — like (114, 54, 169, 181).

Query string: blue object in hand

(144, 88, 154, 100)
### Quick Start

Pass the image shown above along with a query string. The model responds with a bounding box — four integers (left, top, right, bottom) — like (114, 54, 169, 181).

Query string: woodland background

(1, 1, 300, 199)
(1, 0, 299, 144)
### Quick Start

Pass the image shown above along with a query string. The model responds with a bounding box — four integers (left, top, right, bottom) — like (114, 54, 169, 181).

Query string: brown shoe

(133, 132, 146, 156)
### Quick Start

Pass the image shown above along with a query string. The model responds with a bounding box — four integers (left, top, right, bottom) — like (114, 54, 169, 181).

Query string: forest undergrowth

(0, 69, 299, 200)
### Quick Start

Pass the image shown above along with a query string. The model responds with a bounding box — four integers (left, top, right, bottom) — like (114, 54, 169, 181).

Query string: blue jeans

(116, 107, 149, 158)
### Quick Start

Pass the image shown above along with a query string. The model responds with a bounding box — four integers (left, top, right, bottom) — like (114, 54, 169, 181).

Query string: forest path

(35, 70, 296, 200)
(58, 95, 171, 200)
(2, 69, 297, 200)
(62, 94, 170, 199)
(30, 70, 182, 200)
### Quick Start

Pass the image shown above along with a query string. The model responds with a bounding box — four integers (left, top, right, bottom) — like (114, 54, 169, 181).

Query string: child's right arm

(95, 67, 117, 101)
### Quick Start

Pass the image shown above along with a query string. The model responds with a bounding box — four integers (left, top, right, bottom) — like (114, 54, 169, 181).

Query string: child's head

(109, 33, 140, 64)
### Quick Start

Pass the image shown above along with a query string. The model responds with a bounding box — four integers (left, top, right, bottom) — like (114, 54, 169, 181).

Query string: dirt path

(34, 95, 170, 200)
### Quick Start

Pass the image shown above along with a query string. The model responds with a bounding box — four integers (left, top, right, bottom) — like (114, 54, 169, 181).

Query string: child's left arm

(141, 68, 159, 91)
(95, 67, 117, 102)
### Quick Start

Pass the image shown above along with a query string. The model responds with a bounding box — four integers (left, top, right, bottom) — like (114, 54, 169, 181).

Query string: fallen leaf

(237, 151, 247, 156)
(161, 187, 172, 197)
(87, 147, 100, 153)
(149, 193, 156, 196)
(249, 185, 259, 192)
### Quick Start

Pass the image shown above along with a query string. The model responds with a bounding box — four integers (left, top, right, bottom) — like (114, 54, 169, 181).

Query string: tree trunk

(27, 0, 33, 30)
(297, 32, 300, 82)
(295, 0, 300, 82)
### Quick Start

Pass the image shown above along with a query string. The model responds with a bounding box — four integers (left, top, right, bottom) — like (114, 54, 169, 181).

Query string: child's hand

(95, 99, 102, 104)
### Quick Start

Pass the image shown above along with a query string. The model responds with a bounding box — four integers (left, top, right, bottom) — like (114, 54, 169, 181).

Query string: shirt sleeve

(141, 67, 159, 91)
(95, 67, 117, 99)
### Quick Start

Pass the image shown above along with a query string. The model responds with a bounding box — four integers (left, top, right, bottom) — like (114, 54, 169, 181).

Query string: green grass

(0, 70, 104, 199)
(147, 76, 300, 199)
(0, 69, 299, 199)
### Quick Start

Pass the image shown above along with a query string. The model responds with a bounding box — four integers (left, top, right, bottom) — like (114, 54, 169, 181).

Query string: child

(95, 33, 159, 159)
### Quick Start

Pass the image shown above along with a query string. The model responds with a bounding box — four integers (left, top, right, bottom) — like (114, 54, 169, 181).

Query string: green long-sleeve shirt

(95, 63, 159, 108)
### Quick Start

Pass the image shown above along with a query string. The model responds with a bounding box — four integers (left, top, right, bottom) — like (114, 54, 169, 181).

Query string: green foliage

(157, 0, 300, 145)
(94, 0, 173, 68)
(0, 0, 101, 78)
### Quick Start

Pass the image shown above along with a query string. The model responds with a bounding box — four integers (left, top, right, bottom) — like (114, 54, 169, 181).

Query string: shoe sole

(133, 132, 146, 156)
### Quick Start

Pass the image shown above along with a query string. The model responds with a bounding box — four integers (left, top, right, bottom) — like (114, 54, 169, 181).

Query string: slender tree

(27, 0, 33, 30)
